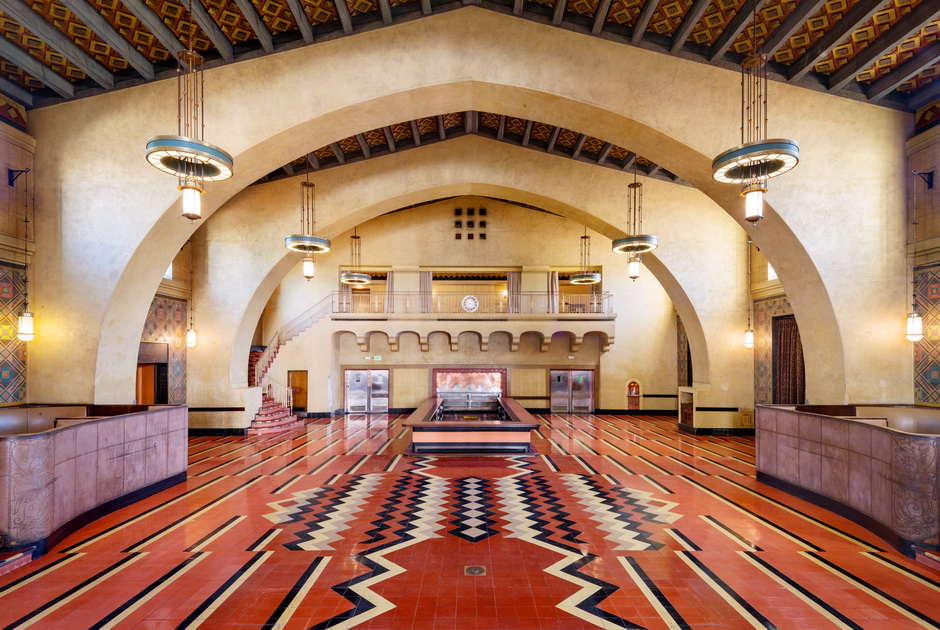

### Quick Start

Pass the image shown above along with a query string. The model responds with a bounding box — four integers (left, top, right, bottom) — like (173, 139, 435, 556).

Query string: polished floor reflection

(1, 413, 939, 629)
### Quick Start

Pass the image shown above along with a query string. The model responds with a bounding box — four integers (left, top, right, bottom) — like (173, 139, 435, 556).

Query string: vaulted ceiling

(0, 0, 938, 113)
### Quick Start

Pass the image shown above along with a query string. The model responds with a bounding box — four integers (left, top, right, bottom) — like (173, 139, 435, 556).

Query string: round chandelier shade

(612, 234, 658, 255)
(342, 231, 371, 285)
(17, 311, 34, 342)
(146, 135, 234, 182)
(570, 272, 601, 285)
(285, 234, 332, 254)
(711, 139, 800, 184)
(340, 271, 372, 285)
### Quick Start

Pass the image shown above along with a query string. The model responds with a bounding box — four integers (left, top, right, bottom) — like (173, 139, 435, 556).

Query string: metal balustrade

(332, 291, 612, 314)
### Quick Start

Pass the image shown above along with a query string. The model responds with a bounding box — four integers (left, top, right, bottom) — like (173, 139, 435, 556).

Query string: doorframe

(287, 370, 308, 413)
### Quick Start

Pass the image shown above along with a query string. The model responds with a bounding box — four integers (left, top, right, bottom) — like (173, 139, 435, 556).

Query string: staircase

(248, 347, 265, 387)
(249, 395, 304, 433)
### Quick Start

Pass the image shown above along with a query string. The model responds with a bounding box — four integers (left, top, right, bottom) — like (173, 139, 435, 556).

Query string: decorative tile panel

(914, 263, 940, 403)
(676, 315, 689, 387)
(415, 116, 436, 135)
(773, 0, 860, 65)
(565, 0, 599, 17)
(0, 10, 86, 82)
(302, 0, 339, 24)
(898, 62, 939, 92)
(141, 295, 188, 404)
(203, 0, 256, 43)
(753, 295, 793, 404)
(90, 0, 172, 63)
(732, 0, 800, 55)
(649, 0, 692, 38)
(530, 122, 553, 143)
(606, 0, 645, 26)
(689, 0, 746, 47)
(346, 0, 378, 17)
(29, 0, 130, 72)
(254, 0, 297, 34)
(337, 135, 361, 154)
(0, 262, 28, 404)
(142, 0, 213, 50)
(856, 16, 939, 84)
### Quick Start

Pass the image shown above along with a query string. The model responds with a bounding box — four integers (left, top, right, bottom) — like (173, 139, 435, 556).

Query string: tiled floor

(1, 413, 939, 629)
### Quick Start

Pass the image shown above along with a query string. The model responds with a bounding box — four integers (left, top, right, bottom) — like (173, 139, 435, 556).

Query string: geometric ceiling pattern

(0, 0, 938, 111)
(254, 110, 688, 186)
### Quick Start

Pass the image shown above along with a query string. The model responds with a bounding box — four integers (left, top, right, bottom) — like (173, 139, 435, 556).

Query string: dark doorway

(772, 315, 805, 405)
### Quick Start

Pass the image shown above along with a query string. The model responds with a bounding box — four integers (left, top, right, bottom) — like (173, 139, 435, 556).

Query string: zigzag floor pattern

(1, 413, 939, 629)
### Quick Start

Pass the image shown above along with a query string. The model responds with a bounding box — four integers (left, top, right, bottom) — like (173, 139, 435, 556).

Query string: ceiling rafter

(786, 0, 884, 83)
(622, 152, 637, 171)
(546, 126, 561, 152)
(378, 0, 393, 25)
(118, 0, 185, 64)
(571, 133, 587, 158)
(497, 114, 506, 140)
(356, 133, 372, 158)
(58, 0, 155, 80)
(307, 152, 320, 170)
(512, 0, 523, 16)
(421, 0, 432, 15)
(186, 0, 235, 62)
(330, 142, 346, 164)
(671, 0, 713, 54)
(592, 0, 613, 35)
(631, 0, 658, 45)
(436, 115, 447, 141)
(552, 0, 565, 26)
(0, 35, 73, 99)
(232, 0, 274, 53)
(383, 126, 397, 152)
(334, 0, 354, 34)
(0, 0, 113, 89)
(522, 120, 534, 146)
(409, 119, 422, 146)
(597, 142, 612, 165)
(758, 0, 827, 57)
(285, 0, 314, 43)
(867, 40, 940, 103)
(708, 0, 766, 62)
(827, 1, 940, 93)
(0, 73, 30, 104)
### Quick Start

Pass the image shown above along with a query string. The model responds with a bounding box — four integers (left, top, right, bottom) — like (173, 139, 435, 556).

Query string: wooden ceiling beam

(410, 119, 422, 146)
(233, 0, 274, 52)
(572, 133, 587, 158)
(378, 0, 393, 25)
(592, 0, 613, 35)
(522, 120, 534, 146)
(185, 0, 235, 62)
(334, 0, 354, 34)
(709, 0, 765, 62)
(596, 142, 612, 165)
(59, 0, 155, 80)
(422, 0, 432, 15)
(546, 126, 561, 152)
(356, 133, 372, 158)
(0, 75, 33, 106)
(758, 0, 826, 57)
(330, 142, 346, 164)
(552, 0, 566, 26)
(0, 0, 113, 89)
(497, 115, 507, 140)
(646, 163, 661, 177)
(631, 0, 658, 44)
(436, 115, 447, 141)
(622, 152, 637, 170)
(513, 0, 524, 15)
(671, 0, 712, 54)
(464, 110, 479, 134)
(283, 162, 295, 176)
(867, 40, 940, 102)
(285, 0, 314, 43)
(787, 0, 882, 82)
(909, 74, 940, 111)
(827, 1, 940, 93)
(382, 126, 397, 152)
(118, 0, 185, 63)
(306, 152, 321, 170)
(0, 35, 73, 98)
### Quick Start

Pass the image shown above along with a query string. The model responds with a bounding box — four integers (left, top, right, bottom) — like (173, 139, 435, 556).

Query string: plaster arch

(81, 67, 849, 403)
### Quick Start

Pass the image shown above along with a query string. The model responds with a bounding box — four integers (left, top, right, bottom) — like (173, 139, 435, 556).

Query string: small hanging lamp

(145, 0, 233, 222)
(186, 240, 198, 349)
(571, 228, 601, 285)
(613, 162, 658, 257)
(627, 256, 641, 282)
(744, 240, 754, 348)
(285, 178, 331, 271)
(711, 2, 798, 223)
(341, 227, 371, 285)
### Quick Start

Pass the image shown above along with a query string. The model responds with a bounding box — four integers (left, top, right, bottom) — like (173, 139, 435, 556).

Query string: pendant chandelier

(613, 163, 658, 280)
(570, 228, 601, 285)
(744, 240, 754, 348)
(907, 170, 933, 342)
(145, 0, 233, 222)
(186, 239, 197, 348)
(711, 3, 798, 223)
(10, 168, 34, 342)
(340, 227, 371, 285)
(285, 177, 331, 280)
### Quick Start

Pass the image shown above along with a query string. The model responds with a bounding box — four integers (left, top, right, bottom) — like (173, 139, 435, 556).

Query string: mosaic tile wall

(676, 315, 689, 387)
(914, 263, 940, 403)
(753, 296, 794, 405)
(141, 295, 188, 404)
(0, 261, 28, 403)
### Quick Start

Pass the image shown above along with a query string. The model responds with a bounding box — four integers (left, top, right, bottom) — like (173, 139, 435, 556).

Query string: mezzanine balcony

(331, 291, 613, 320)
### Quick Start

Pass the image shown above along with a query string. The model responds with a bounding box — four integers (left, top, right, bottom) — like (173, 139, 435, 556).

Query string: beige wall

(21, 8, 912, 413)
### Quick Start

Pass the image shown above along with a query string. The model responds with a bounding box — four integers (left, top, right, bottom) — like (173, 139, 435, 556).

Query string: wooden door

(136, 364, 155, 405)
(288, 370, 308, 412)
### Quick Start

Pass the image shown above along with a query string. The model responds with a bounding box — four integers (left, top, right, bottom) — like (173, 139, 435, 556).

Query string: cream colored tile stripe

(264, 556, 332, 629)
(675, 551, 768, 629)
(124, 477, 266, 553)
(179, 551, 275, 629)
(664, 529, 697, 551)
(801, 552, 940, 628)
(308, 454, 339, 475)
(247, 528, 282, 551)
(698, 515, 759, 550)
(95, 553, 212, 630)
(618, 557, 687, 630)
(863, 552, 940, 594)
(736, 551, 859, 630)
(0, 553, 85, 598)
(188, 515, 248, 552)
(65, 477, 227, 552)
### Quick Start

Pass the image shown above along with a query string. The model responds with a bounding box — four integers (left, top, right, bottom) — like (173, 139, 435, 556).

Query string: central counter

(403, 397, 539, 454)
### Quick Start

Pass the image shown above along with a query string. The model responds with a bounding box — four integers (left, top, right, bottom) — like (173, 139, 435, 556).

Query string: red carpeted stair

(248, 349, 265, 387)
(249, 396, 304, 433)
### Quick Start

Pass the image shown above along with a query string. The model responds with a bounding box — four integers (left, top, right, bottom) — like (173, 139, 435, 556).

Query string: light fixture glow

(285, 179, 331, 255)
(744, 328, 754, 348)
(743, 184, 765, 223)
(628, 257, 640, 281)
(17, 311, 34, 342)
(571, 230, 601, 285)
(186, 327, 198, 348)
(614, 164, 659, 260)
(302, 257, 315, 280)
(906, 313, 923, 342)
(180, 178, 204, 221)
(341, 228, 371, 285)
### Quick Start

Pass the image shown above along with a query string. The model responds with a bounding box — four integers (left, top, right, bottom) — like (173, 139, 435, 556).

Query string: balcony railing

(331, 291, 612, 315)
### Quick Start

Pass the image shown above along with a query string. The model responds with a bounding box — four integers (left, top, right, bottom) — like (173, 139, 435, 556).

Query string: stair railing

(263, 374, 293, 412)
(256, 295, 333, 384)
